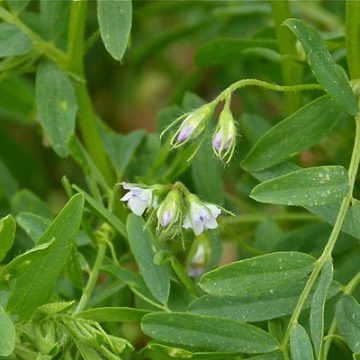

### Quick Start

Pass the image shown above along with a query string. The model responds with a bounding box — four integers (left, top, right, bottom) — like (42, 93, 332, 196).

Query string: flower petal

(193, 220, 204, 236)
(203, 216, 218, 229)
(183, 216, 192, 229)
(120, 191, 133, 201)
(206, 204, 221, 218)
(128, 196, 148, 216)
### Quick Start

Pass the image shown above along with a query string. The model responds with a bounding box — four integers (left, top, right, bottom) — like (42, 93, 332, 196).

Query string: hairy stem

(346, 0, 360, 79)
(281, 102, 360, 353)
(213, 79, 321, 105)
(270, 0, 303, 114)
(221, 212, 319, 225)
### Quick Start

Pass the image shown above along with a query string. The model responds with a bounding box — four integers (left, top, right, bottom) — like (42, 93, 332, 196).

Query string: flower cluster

(120, 182, 222, 237)
(161, 97, 237, 163)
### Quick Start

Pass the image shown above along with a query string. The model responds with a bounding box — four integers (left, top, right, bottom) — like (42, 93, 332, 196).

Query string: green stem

(281, 103, 360, 353)
(213, 79, 322, 106)
(221, 212, 318, 225)
(346, 0, 360, 79)
(270, 0, 303, 114)
(323, 270, 360, 358)
(74, 242, 107, 314)
(0, 7, 67, 65)
(67, 0, 114, 185)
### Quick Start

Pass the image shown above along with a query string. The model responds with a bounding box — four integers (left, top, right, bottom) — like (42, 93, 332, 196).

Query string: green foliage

(0, 1, 359, 359)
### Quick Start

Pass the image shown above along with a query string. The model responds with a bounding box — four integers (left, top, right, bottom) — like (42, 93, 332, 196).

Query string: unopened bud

(172, 104, 213, 146)
(212, 103, 237, 163)
(157, 188, 181, 229)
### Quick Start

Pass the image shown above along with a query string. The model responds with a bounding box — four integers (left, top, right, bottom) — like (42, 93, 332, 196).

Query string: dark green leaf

(0, 23, 32, 57)
(0, 305, 15, 357)
(15, 212, 50, 243)
(73, 186, 126, 237)
(199, 252, 315, 297)
(7, 194, 84, 320)
(77, 307, 149, 323)
(336, 295, 360, 353)
(0, 159, 18, 201)
(6, 0, 31, 13)
(251, 162, 360, 240)
(290, 324, 314, 360)
(189, 280, 340, 323)
(10, 189, 53, 218)
(195, 38, 277, 66)
(0, 215, 16, 262)
(310, 261, 333, 358)
(102, 130, 145, 176)
(97, 0, 132, 61)
(242, 96, 346, 172)
(285, 18, 357, 116)
(36, 61, 77, 157)
(127, 214, 170, 304)
(250, 166, 349, 206)
(142, 312, 278, 353)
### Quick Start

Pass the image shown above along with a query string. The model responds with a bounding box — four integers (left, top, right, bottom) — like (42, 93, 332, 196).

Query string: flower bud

(157, 188, 181, 229)
(212, 103, 237, 163)
(171, 104, 213, 146)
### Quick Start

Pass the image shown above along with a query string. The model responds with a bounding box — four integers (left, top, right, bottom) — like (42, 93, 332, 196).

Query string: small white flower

(120, 182, 154, 216)
(183, 201, 221, 236)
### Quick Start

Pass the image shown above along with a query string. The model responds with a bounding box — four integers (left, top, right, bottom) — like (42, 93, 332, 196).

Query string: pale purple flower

(120, 183, 154, 216)
(183, 202, 221, 236)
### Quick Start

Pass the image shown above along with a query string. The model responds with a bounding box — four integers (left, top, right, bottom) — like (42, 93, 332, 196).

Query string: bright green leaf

(7, 194, 84, 320)
(336, 295, 360, 353)
(250, 166, 349, 206)
(242, 96, 346, 172)
(310, 261, 333, 358)
(290, 324, 314, 360)
(36, 61, 77, 157)
(97, 0, 132, 61)
(127, 214, 170, 304)
(0, 240, 54, 289)
(199, 252, 315, 297)
(77, 307, 149, 323)
(142, 312, 278, 353)
(0, 215, 16, 262)
(285, 18, 357, 116)
(0, 305, 15, 357)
